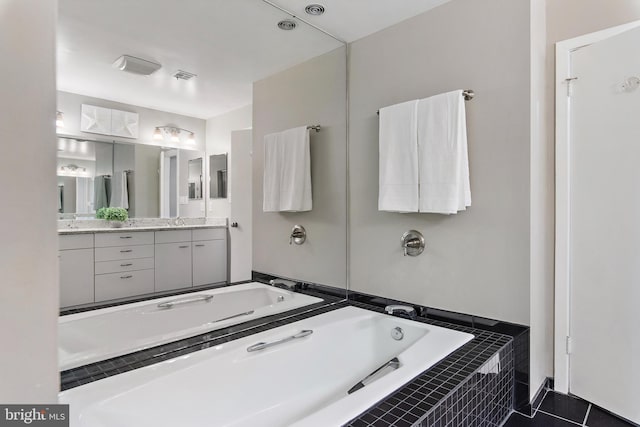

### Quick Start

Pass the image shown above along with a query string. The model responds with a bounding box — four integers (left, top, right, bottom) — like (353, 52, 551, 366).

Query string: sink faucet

(174, 217, 185, 226)
(385, 305, 417, 320)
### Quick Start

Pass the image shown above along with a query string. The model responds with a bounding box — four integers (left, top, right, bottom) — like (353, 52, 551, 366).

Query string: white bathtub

(59, 306, 473, 426)
(59, 282, 322, 370)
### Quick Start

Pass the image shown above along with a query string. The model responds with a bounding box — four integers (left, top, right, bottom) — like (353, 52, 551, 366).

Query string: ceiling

(57, 0, 450, 120)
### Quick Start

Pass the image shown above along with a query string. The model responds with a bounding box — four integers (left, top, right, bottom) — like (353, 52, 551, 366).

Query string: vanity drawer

(94, 231, 154, 248)
(95, 269, 154, 302)
(95, 244, 154, 262)
(192, 228, 226, 241)
(95, 258, 155, 275)
(59, 234, 94, 250)
(155, 230, 192, 244)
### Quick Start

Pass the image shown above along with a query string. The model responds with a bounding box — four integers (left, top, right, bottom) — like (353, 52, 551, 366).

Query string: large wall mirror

(56, 0, 348, 296)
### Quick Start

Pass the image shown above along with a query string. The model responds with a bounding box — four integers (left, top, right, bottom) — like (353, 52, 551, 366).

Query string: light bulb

(153, 127, 163, 140)
(186, 132, 196, 145)
(170, 129, 180, 143)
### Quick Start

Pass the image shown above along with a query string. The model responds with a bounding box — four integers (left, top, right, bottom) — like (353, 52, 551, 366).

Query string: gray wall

(134, 145, 161, 218)
(0, 0, 58, 402)
(348, 0, 531, 325)
(253, 47, 347, 288)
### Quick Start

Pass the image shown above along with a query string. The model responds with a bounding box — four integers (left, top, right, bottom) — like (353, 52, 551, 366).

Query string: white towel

(417, 90, 471, 214)
(263, 126, 312, 212)
(110, 171, 129, 209)
(378, 100, 419, 212)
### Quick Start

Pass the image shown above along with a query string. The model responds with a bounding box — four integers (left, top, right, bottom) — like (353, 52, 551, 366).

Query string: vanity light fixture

(153, 126, 196, 145)
(56, 111, 65, 128)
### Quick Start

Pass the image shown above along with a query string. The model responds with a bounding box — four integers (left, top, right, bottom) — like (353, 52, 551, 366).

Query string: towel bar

(376, 90, 474, 115)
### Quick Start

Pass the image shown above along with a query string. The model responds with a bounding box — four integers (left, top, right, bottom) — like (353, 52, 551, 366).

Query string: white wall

(348, 0, 531, 325)
(57, 91, 207, 152)
(253, 47, 347, 288)
(0, 0, 59, 402)
(205, 105, 252, 218)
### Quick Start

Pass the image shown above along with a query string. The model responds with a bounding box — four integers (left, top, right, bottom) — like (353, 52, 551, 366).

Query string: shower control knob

(231, 222, 238, 228)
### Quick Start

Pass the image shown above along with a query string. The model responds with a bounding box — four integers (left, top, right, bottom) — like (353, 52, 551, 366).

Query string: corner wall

(0, 0, 59, 402)
(252, 47, 347, 288)
(348, 0, 531, 325)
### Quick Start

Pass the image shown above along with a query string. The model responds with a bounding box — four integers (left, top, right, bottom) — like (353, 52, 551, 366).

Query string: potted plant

(96, 207, 107, 219)
(102, 207, 128, 228)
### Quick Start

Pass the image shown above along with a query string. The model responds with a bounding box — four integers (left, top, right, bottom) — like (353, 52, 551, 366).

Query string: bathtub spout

(385, 305, 417, 320)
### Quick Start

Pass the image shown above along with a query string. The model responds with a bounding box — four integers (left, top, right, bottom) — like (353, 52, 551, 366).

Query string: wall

(134, 145, 161, 217)
(0, 0, 59, 402)
(253, 47, 347, 288)
(57, 91, 206, 152)
(349, 0, 531, 325)
(206, 105, 252, 218)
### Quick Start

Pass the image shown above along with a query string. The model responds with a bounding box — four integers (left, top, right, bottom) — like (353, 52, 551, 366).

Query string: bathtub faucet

(385, 305, 417, 320)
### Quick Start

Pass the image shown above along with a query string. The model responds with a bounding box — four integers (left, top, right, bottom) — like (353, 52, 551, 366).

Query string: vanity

(58, 223, 227, 308)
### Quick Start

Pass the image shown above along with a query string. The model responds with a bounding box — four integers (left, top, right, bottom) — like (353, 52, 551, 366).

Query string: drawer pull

(120, 263, 133, 267)
(195, 244, 205, 247)
(179, 245, 189, 249)
(120, 275, 133, 279)
(119, 236, 133, 239)
(120, 249, 133, 253)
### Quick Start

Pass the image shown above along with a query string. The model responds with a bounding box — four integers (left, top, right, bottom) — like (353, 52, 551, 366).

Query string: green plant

(96, 207, 107, 219)
(103, 207, 128, 222)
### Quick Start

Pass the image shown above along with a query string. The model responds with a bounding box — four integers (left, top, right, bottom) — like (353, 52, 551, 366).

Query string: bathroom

(1, 0, 639, 426)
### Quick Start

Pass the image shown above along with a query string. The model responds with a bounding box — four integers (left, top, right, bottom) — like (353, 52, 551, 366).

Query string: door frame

(554, 19, 640, 394)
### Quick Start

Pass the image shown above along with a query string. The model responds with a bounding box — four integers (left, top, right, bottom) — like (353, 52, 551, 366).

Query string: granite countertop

(58, 217, 227, 235)
(58, 224, 227, 235)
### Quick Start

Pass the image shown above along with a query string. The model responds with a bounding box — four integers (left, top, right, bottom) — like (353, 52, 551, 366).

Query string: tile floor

(503, 389, 637, 427)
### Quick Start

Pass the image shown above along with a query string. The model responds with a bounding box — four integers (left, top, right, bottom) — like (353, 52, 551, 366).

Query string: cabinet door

(155, 242, 192, 291)
(59, 249, 94, 308)
(192, 240, 227, 286)
(94, 269, 154, 302)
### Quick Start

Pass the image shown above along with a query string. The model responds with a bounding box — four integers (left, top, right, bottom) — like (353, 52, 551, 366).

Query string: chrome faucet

(174, 216, 186, 226)
(385, 305, 417, 320)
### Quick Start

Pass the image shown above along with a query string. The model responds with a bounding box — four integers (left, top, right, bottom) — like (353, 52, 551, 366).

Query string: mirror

(56, 0, 348, 313)
(209, 154, 227, 199)
(188, 158, 203, 200)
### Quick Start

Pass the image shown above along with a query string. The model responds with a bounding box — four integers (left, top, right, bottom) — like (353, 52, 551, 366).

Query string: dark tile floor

(503, 390, 637, 427)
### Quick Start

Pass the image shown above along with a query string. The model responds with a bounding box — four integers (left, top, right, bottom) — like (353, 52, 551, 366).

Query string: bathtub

(59, 282, 322, 370)
(59, 306, 474, 426)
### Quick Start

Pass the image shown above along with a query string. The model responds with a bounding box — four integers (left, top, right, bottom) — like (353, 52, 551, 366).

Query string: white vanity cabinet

(155, 230, 193, 292)
(192, 228, 227, 286)
(94, 231, 155, 302)
(59, 234, 95, 307)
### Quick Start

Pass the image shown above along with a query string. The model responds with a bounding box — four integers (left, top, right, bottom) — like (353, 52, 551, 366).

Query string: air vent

(112, 55, 161, 76)
(304, 4, 325, 15)
(277, 20, 297, 30)
(172, 70, 197, 81)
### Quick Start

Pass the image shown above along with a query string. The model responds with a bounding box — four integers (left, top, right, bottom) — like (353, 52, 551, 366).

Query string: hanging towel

(378, 100, 419, 212)
(263, 126, 312, 212)
(94, 176, 109, 210)
(417, 90, 471, 214)
(110, 171, 129, 209)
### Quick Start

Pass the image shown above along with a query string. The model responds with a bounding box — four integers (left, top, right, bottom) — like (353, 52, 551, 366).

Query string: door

(229, 129, 252, 282)
(155, 242, 192, 291)
(192, 240, 227, 286)
(568, 26, 640, 424)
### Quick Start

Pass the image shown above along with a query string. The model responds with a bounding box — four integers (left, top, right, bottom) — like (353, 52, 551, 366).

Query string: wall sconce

(56, 111, 65, 128)
(153, 126, 196, 145)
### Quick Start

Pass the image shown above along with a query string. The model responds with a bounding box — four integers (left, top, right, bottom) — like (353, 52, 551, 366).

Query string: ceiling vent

(172, 70, 197, 81)
(112, 55, 161, 76)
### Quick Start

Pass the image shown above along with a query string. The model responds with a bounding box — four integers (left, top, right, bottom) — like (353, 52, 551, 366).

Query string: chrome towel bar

(376, 89, 474, 115)
(246, 330, 313, 353)
(211, 310, 255, 323)
(347, 357, 401, 394)
(157, 294, 213, 309)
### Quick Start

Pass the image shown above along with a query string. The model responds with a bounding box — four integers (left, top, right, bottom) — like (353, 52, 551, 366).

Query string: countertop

(58, 224, 226, 235)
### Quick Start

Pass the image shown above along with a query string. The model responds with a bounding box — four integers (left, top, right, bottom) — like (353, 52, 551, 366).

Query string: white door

(568, 26, 640, 424)
(229, 129, 252, 282)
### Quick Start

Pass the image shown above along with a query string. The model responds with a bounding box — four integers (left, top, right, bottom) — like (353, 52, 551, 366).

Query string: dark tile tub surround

(504, 389, 638, 427)
(60, 278, 517, 427)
